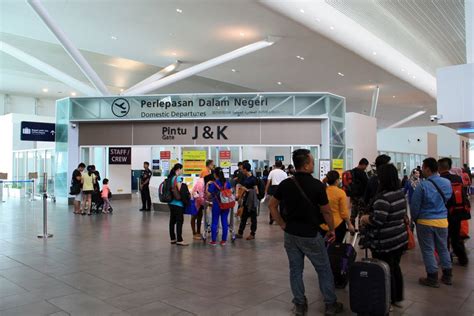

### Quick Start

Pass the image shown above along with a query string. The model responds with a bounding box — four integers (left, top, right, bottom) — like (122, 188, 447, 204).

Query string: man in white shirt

(265, 160, 288, 225)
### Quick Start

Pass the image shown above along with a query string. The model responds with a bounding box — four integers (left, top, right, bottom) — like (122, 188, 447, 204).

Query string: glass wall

(11, 148, 55, 195)
(378, 151, 426, 177)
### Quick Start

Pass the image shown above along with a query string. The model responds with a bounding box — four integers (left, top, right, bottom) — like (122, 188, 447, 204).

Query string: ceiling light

(372, 51, 377, 55)
(71, 92, 76, 96)
(392, 95, 396, 98)
(386, 111, 426, 129)
(120, 88, 124, 92)
(239, 32, 245, 37)
(42, 88, 48, 92)
(296, 55, 305, 60)
(176, 8, 183, 13)
(300, 9, 305, 13)
(401, 68, 405, 72)
(231, 69, 236, 72)
(172, 52, 177, 56)
(412, 76, 416, 79)
(277, 81, 282, 85)
(110, 35, 117, 40)
(337, 72, 344, 77)
(330, 26, 335, 30)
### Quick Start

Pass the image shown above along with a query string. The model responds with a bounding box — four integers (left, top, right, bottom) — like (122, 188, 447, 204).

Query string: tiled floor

(0, 196, 473, 315)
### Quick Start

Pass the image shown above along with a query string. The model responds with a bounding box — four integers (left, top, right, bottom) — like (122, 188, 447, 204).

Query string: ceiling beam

(125, 39, 275, 95)
(370, 85, 380, 117)
(385, 110, 426, 129)
(122, 61, 181, 96)
(27, 0, 109, 96)
(0, 41, 98, 96)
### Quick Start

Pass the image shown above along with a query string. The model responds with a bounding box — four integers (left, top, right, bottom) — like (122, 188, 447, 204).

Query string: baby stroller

(91, 190, 104, 214)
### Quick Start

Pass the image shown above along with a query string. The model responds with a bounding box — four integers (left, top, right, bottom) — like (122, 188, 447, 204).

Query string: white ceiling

(0, 0, 464, 128)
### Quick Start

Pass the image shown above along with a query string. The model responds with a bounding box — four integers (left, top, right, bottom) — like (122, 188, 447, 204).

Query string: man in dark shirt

(439, 158, 469, 266)
(139, 161, 153, 211)
(269, 149, 343, 316)
(349, 158, 369, 225)
(236, 162, 259, 240)
(364, 154, 391, 206)
(72, 163, 85, 214)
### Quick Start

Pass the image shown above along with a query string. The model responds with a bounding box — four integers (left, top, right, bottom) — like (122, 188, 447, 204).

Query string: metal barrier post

(30, 179, 36, 201)
(37, 193, 53, 239)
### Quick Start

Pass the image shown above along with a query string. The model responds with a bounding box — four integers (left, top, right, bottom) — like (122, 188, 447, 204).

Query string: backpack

(450, 182, 471, 220)
(256, 178, 266, 200)
(342, 170, 353, 195)
(158, 178, 173, 203)
(213, 181, 236, 210)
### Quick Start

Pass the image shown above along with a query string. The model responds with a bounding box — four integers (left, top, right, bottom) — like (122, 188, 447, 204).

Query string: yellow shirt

(82, 173, 96, 191)
(321, 185, 349, 231)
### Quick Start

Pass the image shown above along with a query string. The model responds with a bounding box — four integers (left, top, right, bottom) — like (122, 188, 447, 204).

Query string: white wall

(242, 146, 267, 161)
(108, 165, 132, 195)
(0, 116, 13, 178)
(0, 94, 56, 117)
(131, 147, 152, 170)
(346, 112, 378, 169)
(377, 125, 463, 158)
(266, 147, 292, 166)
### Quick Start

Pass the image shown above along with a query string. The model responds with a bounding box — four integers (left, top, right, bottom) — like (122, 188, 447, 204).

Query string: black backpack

(159, 178, 173, 203)
(256, 177, 266, 200)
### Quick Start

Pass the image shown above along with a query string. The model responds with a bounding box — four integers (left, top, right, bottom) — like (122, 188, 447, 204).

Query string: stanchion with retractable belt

(37, 193, 53, 239)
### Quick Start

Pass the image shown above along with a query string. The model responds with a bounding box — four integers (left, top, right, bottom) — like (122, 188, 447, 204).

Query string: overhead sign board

(20, 121, 56, 142)
(108, 147, 131, 165)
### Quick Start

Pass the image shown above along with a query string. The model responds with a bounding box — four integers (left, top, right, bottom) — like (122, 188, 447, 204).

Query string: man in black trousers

(140, 161, 152, 211)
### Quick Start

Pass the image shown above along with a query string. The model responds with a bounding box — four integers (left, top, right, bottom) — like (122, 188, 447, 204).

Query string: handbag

(184, 199, 198, 216)
(69, 182, 81, 195)
(406, 221, 416, 250)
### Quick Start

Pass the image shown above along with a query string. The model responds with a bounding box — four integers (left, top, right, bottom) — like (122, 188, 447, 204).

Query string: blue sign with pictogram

(20, 121, 56, 142)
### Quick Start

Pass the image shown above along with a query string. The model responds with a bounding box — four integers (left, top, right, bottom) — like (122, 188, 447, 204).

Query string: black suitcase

(327, 232, 358, 289)
(349, 249, 391, 316)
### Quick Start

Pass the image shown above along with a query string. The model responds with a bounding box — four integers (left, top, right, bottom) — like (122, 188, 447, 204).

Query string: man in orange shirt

(200, 160, 215, 178)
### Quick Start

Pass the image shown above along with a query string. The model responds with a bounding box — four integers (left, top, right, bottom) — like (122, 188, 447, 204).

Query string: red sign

(219, 150, 231, 160)
(160, 151, 171, 160)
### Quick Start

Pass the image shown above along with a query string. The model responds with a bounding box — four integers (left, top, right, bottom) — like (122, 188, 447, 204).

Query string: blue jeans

(211, 206, 229, 242)
(416, 223, 452, 274)
(284, 232, 337, 306)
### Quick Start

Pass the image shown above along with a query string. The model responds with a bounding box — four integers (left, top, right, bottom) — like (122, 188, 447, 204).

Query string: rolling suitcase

(349, 249, 391, 316)
(327, 232, 358, 289)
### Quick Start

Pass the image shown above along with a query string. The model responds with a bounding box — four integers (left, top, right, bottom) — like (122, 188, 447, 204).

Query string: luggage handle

(342, 230, 359, 247)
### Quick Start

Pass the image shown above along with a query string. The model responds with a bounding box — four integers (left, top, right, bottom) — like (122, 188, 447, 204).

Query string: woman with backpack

(168, 163, 188, 246)
(207, 167, 234, 246)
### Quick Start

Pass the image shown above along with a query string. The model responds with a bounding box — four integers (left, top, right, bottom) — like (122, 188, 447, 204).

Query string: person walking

(168, 163, 188, 246)
(322, 171, 355, 242)
(207, 167, 232, 246)
(139, 161, 152, 211)
(265, 160, 288, 225)
(81, 165, 96, 216)
(359, 164, 408, 309)
(236, 162, 259, 240)
(269, 149, 343, 316)
(410, 158, 453, 287)
(71, 163, 85, 214)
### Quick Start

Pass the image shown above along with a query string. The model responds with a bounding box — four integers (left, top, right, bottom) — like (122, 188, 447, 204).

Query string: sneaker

(220, 241, 226, 246)
(292, 303, 307, 316)
(170, 240, 177, 244)
(209, 241, 217, 246)
(176, 241, 189, 246)
(325, 302, 343, 315)
(246, 235, 255, 240)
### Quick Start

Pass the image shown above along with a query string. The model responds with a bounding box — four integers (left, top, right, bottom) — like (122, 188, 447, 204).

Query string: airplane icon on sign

(111, 98, 130, 117)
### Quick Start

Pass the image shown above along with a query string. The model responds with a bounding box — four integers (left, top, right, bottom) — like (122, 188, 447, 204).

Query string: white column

(467, 0, 473, 63)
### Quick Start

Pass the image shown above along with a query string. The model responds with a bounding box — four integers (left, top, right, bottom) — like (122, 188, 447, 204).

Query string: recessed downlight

(172, 52, 177, 56)
(337, 72, 345, 77)
(120, 88, 124, 92)
(110, 35, 117, 40)
(71, 92, 76, 96)
(412, 76, 416, 79)
(231, 69, 236, 72)
(392, 95, 396, 98)
(300, 9, 305, 13)
(277, 81, 282, 85)
(176, 8, 183, 13)
(239, 32, 245, 37)
(330, 26, 335, 30)
(372, 51, 377, 55)
(42, 88, 48, 92)
(296, 55, 305, 60)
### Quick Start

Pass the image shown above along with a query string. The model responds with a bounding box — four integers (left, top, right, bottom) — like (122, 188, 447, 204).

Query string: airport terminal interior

(0, 0, 474, 315)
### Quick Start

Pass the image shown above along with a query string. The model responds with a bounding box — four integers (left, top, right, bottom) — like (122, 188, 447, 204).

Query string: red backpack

(450, 182, 471, 219)
(213, 182, 236, 210)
